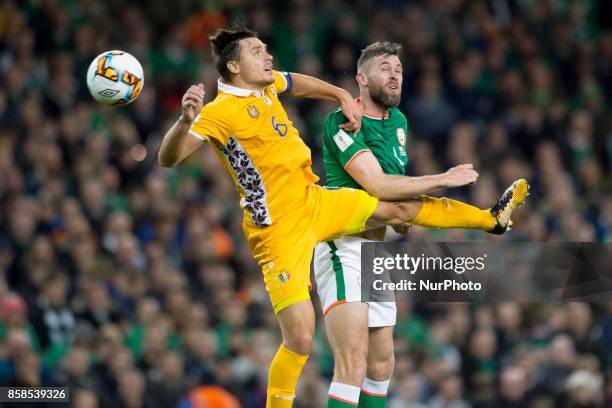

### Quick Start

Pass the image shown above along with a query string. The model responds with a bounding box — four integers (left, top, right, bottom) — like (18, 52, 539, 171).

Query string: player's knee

(334, 345, 368, 383)
(336, 358, 367, 384)
(284, 333, 313, 355)
(367, 352, 395, 380)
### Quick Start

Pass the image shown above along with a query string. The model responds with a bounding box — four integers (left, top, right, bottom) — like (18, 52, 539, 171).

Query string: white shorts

(313, 236, 396, 327)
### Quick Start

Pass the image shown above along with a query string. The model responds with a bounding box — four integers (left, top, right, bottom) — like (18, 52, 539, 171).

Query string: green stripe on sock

(327, 241, 346, 301)
(359, 391, 387, 407)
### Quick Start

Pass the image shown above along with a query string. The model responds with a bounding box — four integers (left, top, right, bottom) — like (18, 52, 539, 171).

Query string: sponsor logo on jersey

(397, 128, 406, 146)
(247, 105, 259, 119)
(333, 129, 354, 152)
(279, 269, 291, 283)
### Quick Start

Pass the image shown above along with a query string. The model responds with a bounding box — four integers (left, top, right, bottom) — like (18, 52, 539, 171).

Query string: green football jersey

(323, 107, 409, 189)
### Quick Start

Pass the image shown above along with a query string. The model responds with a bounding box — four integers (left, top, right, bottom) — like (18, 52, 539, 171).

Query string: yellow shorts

(244, 185, 378, 314)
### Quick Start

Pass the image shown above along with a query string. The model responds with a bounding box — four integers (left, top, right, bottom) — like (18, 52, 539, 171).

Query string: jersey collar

(217, 79, 265, 97)
(363, 111, 390, 120)
(355, 97, 390, 120)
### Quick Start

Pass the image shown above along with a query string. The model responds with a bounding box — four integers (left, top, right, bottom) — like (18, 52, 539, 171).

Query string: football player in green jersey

(314, 42, 529, 408)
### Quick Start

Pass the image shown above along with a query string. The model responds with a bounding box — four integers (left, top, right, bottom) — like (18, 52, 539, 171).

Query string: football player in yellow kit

(158, 28, 528, 408)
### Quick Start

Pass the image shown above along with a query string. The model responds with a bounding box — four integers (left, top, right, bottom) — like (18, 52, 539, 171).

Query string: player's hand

(180, 83, 205, 124)
(392, 224, 412, 235)
(338, 91, 363, 133)
(443, 164, 479, 187)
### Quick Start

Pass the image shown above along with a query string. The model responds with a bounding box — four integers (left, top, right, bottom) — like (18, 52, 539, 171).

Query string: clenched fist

(443, 164, 479, 188)
(180, 83, 205, 124)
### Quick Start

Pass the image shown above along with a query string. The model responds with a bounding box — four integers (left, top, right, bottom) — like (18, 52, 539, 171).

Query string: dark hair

(209, 27, 258, 81)
(357, 41, 402, 73)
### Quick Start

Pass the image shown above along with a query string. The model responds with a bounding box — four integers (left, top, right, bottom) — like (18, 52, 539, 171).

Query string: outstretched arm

(288, 73, 363, 132)
(158, 84, 205, 167)
(346, 151, 478, 201)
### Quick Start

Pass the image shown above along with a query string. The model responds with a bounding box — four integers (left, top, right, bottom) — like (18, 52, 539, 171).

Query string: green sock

(358, 392, 386, 407)
(358, 378, 390, 407)
(328, 397, 358, 407)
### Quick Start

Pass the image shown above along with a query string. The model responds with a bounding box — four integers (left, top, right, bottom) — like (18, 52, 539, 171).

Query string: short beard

(369, 82, 401, 108)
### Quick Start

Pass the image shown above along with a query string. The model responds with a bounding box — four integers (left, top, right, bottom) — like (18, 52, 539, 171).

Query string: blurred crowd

(0, 0, 612, 407)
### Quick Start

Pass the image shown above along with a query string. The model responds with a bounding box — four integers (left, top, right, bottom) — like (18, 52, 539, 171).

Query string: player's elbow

(371, 188, 397, 201)
(159, 160, 176, 168)
(158, 151, 177, 168)
(159, 160, 178, 168)
(364, 179, 392, 201)
(364, 184, 383, 199)
(354, 174, 381, 198)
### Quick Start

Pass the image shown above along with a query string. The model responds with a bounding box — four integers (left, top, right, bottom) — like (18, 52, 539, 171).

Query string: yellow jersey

(189, 71, 319, 228)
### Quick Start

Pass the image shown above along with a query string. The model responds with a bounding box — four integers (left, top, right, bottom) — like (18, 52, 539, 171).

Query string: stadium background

(1, 0, 612, 406)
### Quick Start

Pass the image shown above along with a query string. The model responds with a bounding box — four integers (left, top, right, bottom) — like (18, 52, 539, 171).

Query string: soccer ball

(86, 50, 144, 106)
